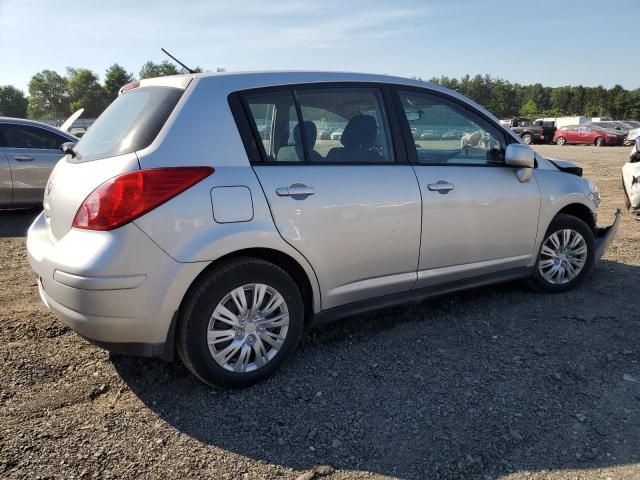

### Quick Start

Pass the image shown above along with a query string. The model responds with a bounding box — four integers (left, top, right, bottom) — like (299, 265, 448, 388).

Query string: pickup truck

(503, 117, 556, 145)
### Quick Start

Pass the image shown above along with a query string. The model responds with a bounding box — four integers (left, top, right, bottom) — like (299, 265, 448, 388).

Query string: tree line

(0, 61, 215, 120)
(425, 74, 640, 120)
(1, 67, 638, 121)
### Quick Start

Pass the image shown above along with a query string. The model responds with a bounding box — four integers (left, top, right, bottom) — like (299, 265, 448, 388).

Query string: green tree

(139, 61, 180, 79)
(519, 100, 539, 117)
(27, 70, 69, 119)
(103, 64, 133, 102)
(0, 85, 28, 117)
(66, 68, 107, 117)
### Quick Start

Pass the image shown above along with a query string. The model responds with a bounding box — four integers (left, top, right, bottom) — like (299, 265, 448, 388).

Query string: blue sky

(0, 0, 637, 92)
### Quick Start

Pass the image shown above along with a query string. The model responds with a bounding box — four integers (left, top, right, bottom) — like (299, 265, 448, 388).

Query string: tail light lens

(72, 167, 214, 231)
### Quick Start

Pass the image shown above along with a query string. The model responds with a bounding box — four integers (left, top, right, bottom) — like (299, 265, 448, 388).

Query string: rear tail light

(72, 167, 214, 231)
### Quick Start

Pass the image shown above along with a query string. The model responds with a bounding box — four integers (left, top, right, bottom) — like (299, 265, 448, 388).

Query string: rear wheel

(177, 258, 304, 388)
(522, 133, 533, 145)
(595, 137, 605, 147)
(529, 214, 595, 293)
(556, 137, 566, 146)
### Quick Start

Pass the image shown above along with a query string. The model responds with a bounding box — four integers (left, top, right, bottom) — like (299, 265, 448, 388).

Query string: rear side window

(0, 124, 68, 149)
(73, 86, 183, 162)
(242, 86, 395, 164)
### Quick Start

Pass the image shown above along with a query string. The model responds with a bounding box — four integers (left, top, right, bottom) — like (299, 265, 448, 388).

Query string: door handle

(15, 155, 34, 162)
(427, 180, 455, 194)
(276, 183, 315, 199)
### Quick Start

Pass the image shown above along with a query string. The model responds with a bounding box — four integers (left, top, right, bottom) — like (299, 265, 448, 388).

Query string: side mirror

(61, 142, 77, 158)
(505, 143, 534, 182)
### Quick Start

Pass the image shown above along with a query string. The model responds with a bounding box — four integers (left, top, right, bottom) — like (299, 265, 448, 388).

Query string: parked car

(505, 117, 555, 144)
(622, 137, 640, 216)
(590, 121, 633, 133)
(626, 127, 640, 144)
(27, 71, 619, 388)
(0, 117, 77, 207)
(554, 124, 623, 146)
(330, 128, 343, 140)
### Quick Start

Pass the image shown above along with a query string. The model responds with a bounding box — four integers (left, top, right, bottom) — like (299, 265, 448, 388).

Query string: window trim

(391, 86, 522, 169)
(228, 82, 409, 166)
(0, 122, 74, 151)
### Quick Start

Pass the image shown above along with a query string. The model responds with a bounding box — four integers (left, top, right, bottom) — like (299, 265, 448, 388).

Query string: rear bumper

(595, 209, 621, 261)
(27, 212, 208, 359)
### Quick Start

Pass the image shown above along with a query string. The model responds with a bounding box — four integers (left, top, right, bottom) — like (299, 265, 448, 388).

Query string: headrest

(294, 121, 317, 149)
(341, 115, 377, 148)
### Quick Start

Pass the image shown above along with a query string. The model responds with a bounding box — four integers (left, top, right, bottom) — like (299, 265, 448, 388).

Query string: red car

(554, 125, 622, 146)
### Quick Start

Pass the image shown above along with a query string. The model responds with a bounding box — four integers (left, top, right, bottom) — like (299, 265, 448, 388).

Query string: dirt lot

(1, 145, 639, 480)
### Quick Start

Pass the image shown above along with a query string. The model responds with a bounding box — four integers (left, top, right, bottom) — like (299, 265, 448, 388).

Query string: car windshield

(72, 86, 183, 162)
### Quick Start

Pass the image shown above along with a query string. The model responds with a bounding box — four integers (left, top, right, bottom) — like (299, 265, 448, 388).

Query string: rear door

(240, 85, 422, 310)
(394, 88, 540, 287)
(577, 126, 592, 144)
(0, 123, 68, 204)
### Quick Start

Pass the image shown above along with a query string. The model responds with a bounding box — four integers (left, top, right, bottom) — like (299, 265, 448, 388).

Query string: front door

(395, 89, 541, 287)
(242, 86, 422, 310)
(0, 123, 68, 204)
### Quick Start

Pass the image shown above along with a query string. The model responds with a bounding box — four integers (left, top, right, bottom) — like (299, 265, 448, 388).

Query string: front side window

(398, 90, 506, 166)
(0, 124, 67, 149)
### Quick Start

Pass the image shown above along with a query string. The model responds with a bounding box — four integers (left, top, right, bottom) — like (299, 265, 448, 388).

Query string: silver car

(27, 72, 619, 388)
(0, 117, 77, 206)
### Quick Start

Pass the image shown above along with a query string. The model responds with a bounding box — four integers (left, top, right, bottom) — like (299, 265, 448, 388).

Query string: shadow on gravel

(113, 260, 640, 479)
(0, 208, 40, 237)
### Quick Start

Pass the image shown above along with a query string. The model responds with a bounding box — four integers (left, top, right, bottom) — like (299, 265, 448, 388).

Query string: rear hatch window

(71, 86, 183, 162)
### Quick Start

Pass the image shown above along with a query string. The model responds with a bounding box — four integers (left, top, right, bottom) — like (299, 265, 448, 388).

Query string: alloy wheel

(207, 283, 289, 373)
(538, 229, 588, 284)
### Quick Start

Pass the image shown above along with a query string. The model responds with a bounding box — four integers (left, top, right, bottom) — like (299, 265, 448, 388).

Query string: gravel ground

(1, 145, 639, 480)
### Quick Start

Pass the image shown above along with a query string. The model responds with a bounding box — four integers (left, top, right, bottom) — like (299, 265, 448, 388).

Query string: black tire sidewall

(531, 214, 596, 293)
(177, 259, 304, 388)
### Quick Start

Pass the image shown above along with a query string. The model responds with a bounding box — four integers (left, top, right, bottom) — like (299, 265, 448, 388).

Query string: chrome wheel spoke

(258, 312, 289, 329)
(233, 344, 252, 373)
(259, 330, 285, 350)
(252, 337, 269, 368)
(262, 292, 285, 316)
(212, 305, 241, 327)
(541, 245, 558, 258)
(230, 287, 248, 315)
(207, 329, 236, 344)
(215, 341, 242, 365)
(251, 284, 267, 315)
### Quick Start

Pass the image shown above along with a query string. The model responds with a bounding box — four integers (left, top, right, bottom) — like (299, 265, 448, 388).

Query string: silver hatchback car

(27, 72, 619, 388)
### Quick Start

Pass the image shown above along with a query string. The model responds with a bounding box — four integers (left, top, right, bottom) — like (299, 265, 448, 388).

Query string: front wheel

(556, 137, 566, 146)
(529, 214, 595, 293)
(522, 133, 533, 145)
(595, 137, 605, 147)
(177, 258, 305, 388)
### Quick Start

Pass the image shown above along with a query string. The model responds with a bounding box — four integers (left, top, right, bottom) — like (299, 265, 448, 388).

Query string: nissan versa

(27, 72, 619, 388)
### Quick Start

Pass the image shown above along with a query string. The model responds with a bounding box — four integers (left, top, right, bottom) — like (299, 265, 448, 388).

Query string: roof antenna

(161, 48, 197, 74)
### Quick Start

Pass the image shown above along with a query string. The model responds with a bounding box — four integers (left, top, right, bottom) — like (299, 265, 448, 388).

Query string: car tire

(176, 257, 305, 388)
(556, 137, 566, 146)
(529, 214, 596, 293)
(595, 137, 605, 147)
(522, 133, 533, 145)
